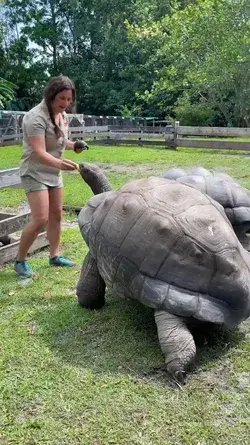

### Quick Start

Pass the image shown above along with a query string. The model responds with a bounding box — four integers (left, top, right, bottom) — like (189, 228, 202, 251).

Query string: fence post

(173, 121, 179, 148)
(14, 114, 18, 142)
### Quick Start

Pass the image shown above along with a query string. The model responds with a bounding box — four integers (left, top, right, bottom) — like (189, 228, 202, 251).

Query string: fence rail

(68, 122, 250, 151)
(1, 120, 250, 150)
(177, 126, 250, 138)
(1, 133, 23, 141)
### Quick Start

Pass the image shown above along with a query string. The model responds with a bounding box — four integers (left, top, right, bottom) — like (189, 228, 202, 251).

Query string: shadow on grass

(36, 291, 244, 385)
(188, 321, 245, 369)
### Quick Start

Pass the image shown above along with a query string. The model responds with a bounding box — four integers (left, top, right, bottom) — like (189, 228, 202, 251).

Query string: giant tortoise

(76, 163, 250, 381)
(162, 167, 250, 250)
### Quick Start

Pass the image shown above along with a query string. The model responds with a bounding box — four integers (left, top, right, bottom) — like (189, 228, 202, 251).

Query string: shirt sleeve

(23, 113, 47, 137)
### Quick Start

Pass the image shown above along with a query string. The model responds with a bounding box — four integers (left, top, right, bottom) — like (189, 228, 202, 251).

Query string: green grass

(0, 144, 250, 444)
(1, 229, 250, 444)
(1, 143, 250, 208)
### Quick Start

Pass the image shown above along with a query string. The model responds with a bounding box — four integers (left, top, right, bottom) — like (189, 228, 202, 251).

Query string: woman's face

(52, 89, 73, 114)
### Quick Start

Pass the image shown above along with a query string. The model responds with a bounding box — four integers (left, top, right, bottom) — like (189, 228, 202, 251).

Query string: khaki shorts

(21, 175, 63, 194)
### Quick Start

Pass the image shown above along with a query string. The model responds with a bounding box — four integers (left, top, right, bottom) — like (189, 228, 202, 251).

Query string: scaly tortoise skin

(162, 167, 250, 251)
(76, 163, 250, 381)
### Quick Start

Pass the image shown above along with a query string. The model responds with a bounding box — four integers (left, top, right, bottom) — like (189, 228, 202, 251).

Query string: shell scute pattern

(79, 176, 250, 325)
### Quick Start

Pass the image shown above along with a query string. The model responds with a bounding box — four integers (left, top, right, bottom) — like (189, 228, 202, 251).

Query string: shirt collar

(40, 99, 50, 118)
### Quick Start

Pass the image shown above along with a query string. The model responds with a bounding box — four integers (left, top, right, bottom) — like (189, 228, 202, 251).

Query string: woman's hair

(44, 75, 76, 138)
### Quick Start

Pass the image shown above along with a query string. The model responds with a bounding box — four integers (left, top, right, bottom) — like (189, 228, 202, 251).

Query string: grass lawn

(0, 144, 250, 444)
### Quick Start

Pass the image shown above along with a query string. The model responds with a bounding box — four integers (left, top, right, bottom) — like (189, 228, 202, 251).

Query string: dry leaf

(27, 323, 36, 335)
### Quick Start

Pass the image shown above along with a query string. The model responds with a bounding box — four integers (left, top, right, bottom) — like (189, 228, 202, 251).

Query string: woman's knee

(27, 190, 49, 230)
(30, 214, 48, 231)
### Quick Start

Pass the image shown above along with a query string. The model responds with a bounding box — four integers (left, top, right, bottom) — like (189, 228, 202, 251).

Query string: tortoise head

(78, 162, 113, 195)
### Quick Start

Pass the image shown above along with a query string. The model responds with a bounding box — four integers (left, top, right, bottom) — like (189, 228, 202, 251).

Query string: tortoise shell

(79, 176, 250, 326)
(162, 167, 250, 227)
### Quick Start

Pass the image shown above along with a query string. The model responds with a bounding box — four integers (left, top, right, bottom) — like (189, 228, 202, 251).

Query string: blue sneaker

(14, 260, 35, 278)
(49, 255, 74, 267)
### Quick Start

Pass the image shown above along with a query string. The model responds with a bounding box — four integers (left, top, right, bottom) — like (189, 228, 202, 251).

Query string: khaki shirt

(19, 100, 68, 187)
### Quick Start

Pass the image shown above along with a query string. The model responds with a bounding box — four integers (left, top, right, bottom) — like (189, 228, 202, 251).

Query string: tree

(133, 0, 250, 125)
(0, 2, 16, 107)
(1, 0, 171, 114)
(0, 77, 15, 107)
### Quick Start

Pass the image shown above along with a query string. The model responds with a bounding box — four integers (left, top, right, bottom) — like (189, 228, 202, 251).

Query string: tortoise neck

(79, 163, 113, 195)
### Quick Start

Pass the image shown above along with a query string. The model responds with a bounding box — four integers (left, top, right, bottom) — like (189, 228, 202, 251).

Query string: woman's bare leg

(17, 190, 49, 260)
(47, 187, 63, 258)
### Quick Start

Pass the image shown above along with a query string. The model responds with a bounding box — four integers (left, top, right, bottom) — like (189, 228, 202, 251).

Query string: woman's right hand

(59, 159, 78, 171)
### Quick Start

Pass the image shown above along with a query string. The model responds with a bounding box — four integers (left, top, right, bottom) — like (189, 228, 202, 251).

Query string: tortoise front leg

(77, 252, 106, 309)
(154, 310, 196, 382)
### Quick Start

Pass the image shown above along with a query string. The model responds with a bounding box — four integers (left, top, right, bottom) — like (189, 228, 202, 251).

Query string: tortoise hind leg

(77, 252, 106, 309)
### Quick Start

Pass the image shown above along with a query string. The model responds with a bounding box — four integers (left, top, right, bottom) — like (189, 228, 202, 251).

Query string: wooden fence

(67, 122, 250, 151)
(1, 121, 250, 150)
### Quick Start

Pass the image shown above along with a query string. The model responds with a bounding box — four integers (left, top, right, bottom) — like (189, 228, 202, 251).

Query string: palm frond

(0, 77, 17, 108)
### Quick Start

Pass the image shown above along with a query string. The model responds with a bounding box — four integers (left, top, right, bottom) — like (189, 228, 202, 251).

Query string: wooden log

(0, 212, 30, 237)
(0, 167, 22, 188)
(178, 126, 250, 138)
(177, 138, 250, 150)
(0, 231, 49, 265)
(63, 205, 82, 214)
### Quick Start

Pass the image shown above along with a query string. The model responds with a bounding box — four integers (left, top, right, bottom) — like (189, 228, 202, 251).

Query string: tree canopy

(0, 0, 249, 126)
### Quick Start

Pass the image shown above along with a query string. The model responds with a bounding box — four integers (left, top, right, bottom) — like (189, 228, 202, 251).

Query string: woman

(15, 75, 86, 278)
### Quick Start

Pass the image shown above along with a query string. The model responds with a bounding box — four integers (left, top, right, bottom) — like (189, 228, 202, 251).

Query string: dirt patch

(99, 162, 167, 177)
(95, 163, 231, 177)
(62, 219, 78, 228)
(236, 372, 250, 389)
(194, 362, 232, 389)
(66, 162, 167, 177)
